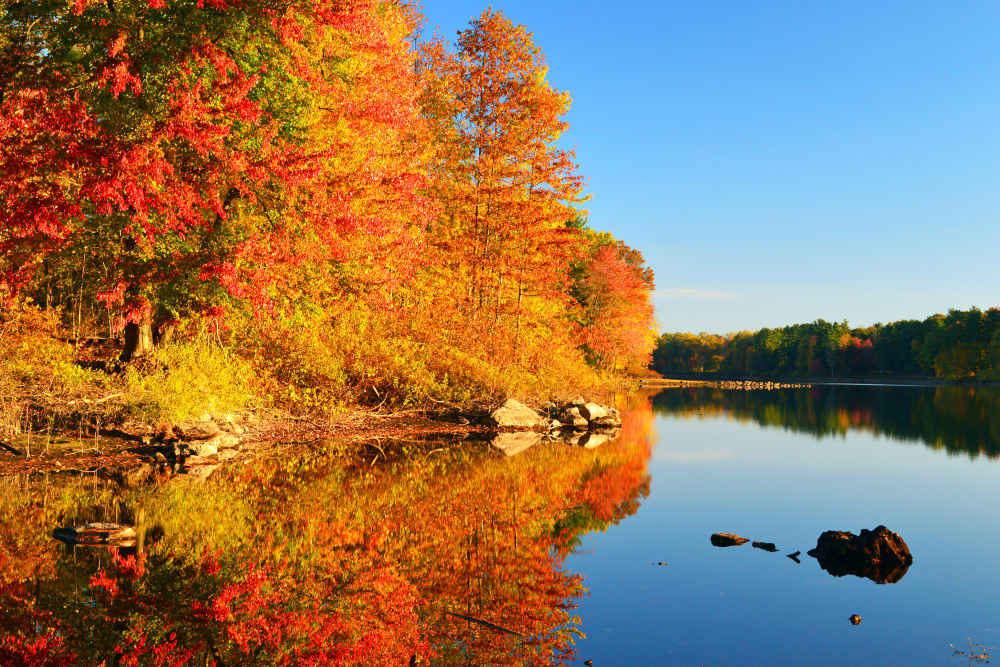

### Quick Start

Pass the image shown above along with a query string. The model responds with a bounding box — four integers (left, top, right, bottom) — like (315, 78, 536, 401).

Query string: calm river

(571, 385, 1000, 666)
(1, 385, 998, 665)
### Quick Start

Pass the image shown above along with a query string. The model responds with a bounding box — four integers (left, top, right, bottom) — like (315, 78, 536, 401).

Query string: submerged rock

(487, 399, 543, 429)
(710, 532, 750, 547)
(807, 525, 913, 584)
(752, 541, 778, 552)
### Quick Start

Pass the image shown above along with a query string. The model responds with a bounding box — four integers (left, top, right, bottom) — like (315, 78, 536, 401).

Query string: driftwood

(444, 611, 523, 637)
(53, 522, 136, 547)
(0, 440, 23, 456)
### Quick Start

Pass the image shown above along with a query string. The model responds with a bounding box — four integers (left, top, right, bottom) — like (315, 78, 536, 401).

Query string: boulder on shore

(560, 406, 589, 429)
(578, 402, 609, 422)
(174, 420, 221, 441)
(710, 532, 749, 547)
(807, 525, 913, 584)
(487, 399, 543, 429)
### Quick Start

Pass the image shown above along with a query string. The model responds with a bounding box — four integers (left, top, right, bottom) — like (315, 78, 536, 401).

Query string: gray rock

(185, 442, 219, 457)
(488, 399, 543, 428)
(490, 431, 542, 457)
(579, 402, 609, 422)
(204, 432, 240, 450)
(560, 406, 589, 429)
(221, 421, 246, 436)
(184, 463, 218, 482)
(175, 420, 220, 441)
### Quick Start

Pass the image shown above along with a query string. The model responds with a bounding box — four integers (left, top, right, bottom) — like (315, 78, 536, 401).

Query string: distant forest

(652, 308, 1000, 380)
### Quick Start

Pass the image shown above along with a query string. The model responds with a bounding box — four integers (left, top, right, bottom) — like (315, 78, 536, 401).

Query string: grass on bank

(1, 301, 623, 433)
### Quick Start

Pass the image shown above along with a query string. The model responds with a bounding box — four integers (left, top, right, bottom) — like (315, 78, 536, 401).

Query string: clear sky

(420, 1, 1000, 334)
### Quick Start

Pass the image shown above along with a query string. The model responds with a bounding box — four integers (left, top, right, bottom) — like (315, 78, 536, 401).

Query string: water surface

(1, 385, 998, 665)
(569, 385, 1000, 666)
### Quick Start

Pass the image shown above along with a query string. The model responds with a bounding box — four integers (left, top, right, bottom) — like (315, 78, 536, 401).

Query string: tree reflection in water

(0, 396, 654, 665)
(651, 385, 1000, 459)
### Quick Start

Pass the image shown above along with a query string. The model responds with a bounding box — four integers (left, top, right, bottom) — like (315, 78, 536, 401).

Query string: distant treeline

(650, 385, 1000, 459)
(652, 308, 1000, 380)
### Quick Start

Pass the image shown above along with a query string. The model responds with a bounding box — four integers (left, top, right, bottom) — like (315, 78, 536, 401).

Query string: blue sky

(420, 1, 1000, 334)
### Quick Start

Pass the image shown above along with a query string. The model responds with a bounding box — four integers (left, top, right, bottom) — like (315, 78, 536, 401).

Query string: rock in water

(807, 525, 913, 584)
(53, 523, 136, 546)
(578, 432, 611, 449)
(488, 399, 543, 428)
(849, 614, 862, 625)
(752, 541, 778, 552)
(490, 431, 542, 457)
(710, 532, 750, 547)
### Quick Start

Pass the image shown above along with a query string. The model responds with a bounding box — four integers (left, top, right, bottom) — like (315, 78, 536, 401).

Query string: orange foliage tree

(414, 9, 592, 381)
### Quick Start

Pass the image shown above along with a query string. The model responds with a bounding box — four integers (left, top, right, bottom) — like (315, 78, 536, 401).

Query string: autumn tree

(0, 0, 433, 359)
(418, 9, 585, 361)
(572, 231, 656, 372)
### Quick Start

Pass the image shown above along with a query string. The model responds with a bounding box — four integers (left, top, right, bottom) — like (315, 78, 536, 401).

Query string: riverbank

(0, 395, 626, 482)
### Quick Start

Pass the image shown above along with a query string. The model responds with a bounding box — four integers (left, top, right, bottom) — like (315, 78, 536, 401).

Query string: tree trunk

(120, 310, 154, 362)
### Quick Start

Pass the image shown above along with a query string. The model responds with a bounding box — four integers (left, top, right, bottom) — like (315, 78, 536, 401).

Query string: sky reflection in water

(568, 386, 1000, 667)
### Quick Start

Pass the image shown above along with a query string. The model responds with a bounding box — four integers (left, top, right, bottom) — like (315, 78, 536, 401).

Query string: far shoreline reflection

(651, 385, 1000, 459)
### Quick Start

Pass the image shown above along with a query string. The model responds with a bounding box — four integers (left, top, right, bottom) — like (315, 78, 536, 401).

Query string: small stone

(710, 533, 750, 547)
(752, 541, 778, 552)
(849, 614, 862, 625)
(154, 452, 167, 464)
(548, 419, 562, 432)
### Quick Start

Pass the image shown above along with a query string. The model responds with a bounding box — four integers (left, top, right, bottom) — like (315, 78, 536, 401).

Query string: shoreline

(0, 410, 501, 477)
(640, 375, 1000, 388)
(0, 397, 624, 478)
